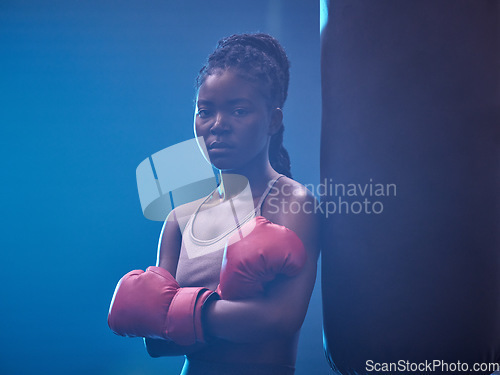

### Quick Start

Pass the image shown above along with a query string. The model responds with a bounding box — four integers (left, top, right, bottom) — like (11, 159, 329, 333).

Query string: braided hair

(196, 33, 292, 178)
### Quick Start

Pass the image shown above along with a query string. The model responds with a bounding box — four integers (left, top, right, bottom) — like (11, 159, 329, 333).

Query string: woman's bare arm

(144, 208, 184, 356)
(155, 209, 182, 276)
(204, 189, 320, 343)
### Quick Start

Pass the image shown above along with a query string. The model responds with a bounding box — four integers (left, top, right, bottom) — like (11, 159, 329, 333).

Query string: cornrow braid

(196, 33, 292, 178)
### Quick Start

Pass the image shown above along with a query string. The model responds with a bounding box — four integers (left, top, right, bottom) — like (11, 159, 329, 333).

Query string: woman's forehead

(197, 70, 268, 104)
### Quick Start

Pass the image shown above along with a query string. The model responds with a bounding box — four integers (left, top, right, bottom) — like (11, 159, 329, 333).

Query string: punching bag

(321, 1, 500, 374)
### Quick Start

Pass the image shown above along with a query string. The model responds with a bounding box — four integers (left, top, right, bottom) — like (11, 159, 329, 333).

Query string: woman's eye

(197, 109, 212, 118)
(233, 108, 249, 117)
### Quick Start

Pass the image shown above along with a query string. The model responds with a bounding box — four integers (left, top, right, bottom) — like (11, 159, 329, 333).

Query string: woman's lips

(209, 141, 232, 150)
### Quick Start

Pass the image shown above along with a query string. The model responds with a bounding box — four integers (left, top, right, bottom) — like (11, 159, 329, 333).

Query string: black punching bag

(321, 1, 499, 374)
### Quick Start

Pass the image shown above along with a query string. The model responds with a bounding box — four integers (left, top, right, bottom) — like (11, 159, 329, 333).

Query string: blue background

(0, 1, 325, 374)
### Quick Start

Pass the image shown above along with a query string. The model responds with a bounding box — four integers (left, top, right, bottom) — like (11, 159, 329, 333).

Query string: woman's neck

(216, 162, 279, 201)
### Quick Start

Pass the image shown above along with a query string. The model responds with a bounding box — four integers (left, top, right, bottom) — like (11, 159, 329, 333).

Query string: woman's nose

(210, 113, 229, 134)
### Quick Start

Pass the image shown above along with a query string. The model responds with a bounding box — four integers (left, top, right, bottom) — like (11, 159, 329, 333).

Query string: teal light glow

(320, 0, 328, 34)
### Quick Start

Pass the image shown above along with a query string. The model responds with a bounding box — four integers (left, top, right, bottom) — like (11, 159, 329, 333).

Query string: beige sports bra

(175, 175, 284, 289)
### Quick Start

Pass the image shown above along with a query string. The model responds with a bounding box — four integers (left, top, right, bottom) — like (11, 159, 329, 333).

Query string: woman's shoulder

(262, 176, 320, 256)
(272, 176, 317, 204)
(263, 176, 319, 227)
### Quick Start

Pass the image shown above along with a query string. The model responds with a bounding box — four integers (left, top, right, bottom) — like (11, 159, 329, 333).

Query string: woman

(109, 33, 320, 375)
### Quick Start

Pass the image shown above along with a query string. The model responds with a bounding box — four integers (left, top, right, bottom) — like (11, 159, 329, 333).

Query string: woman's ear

(268, 108, 283, 136)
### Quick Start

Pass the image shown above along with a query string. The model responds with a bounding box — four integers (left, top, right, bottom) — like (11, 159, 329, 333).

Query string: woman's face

(195, 69, 280, 172)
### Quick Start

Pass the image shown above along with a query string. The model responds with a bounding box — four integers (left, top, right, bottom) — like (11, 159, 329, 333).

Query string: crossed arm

(144, 191, 320, 356)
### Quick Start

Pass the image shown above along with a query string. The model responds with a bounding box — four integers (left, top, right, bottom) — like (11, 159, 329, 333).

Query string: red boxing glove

(217, 216, 307, 300)
(108, 266, 218, 346)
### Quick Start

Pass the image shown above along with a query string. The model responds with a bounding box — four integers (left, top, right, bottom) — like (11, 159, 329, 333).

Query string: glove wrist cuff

(166, 287, 219, 345)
